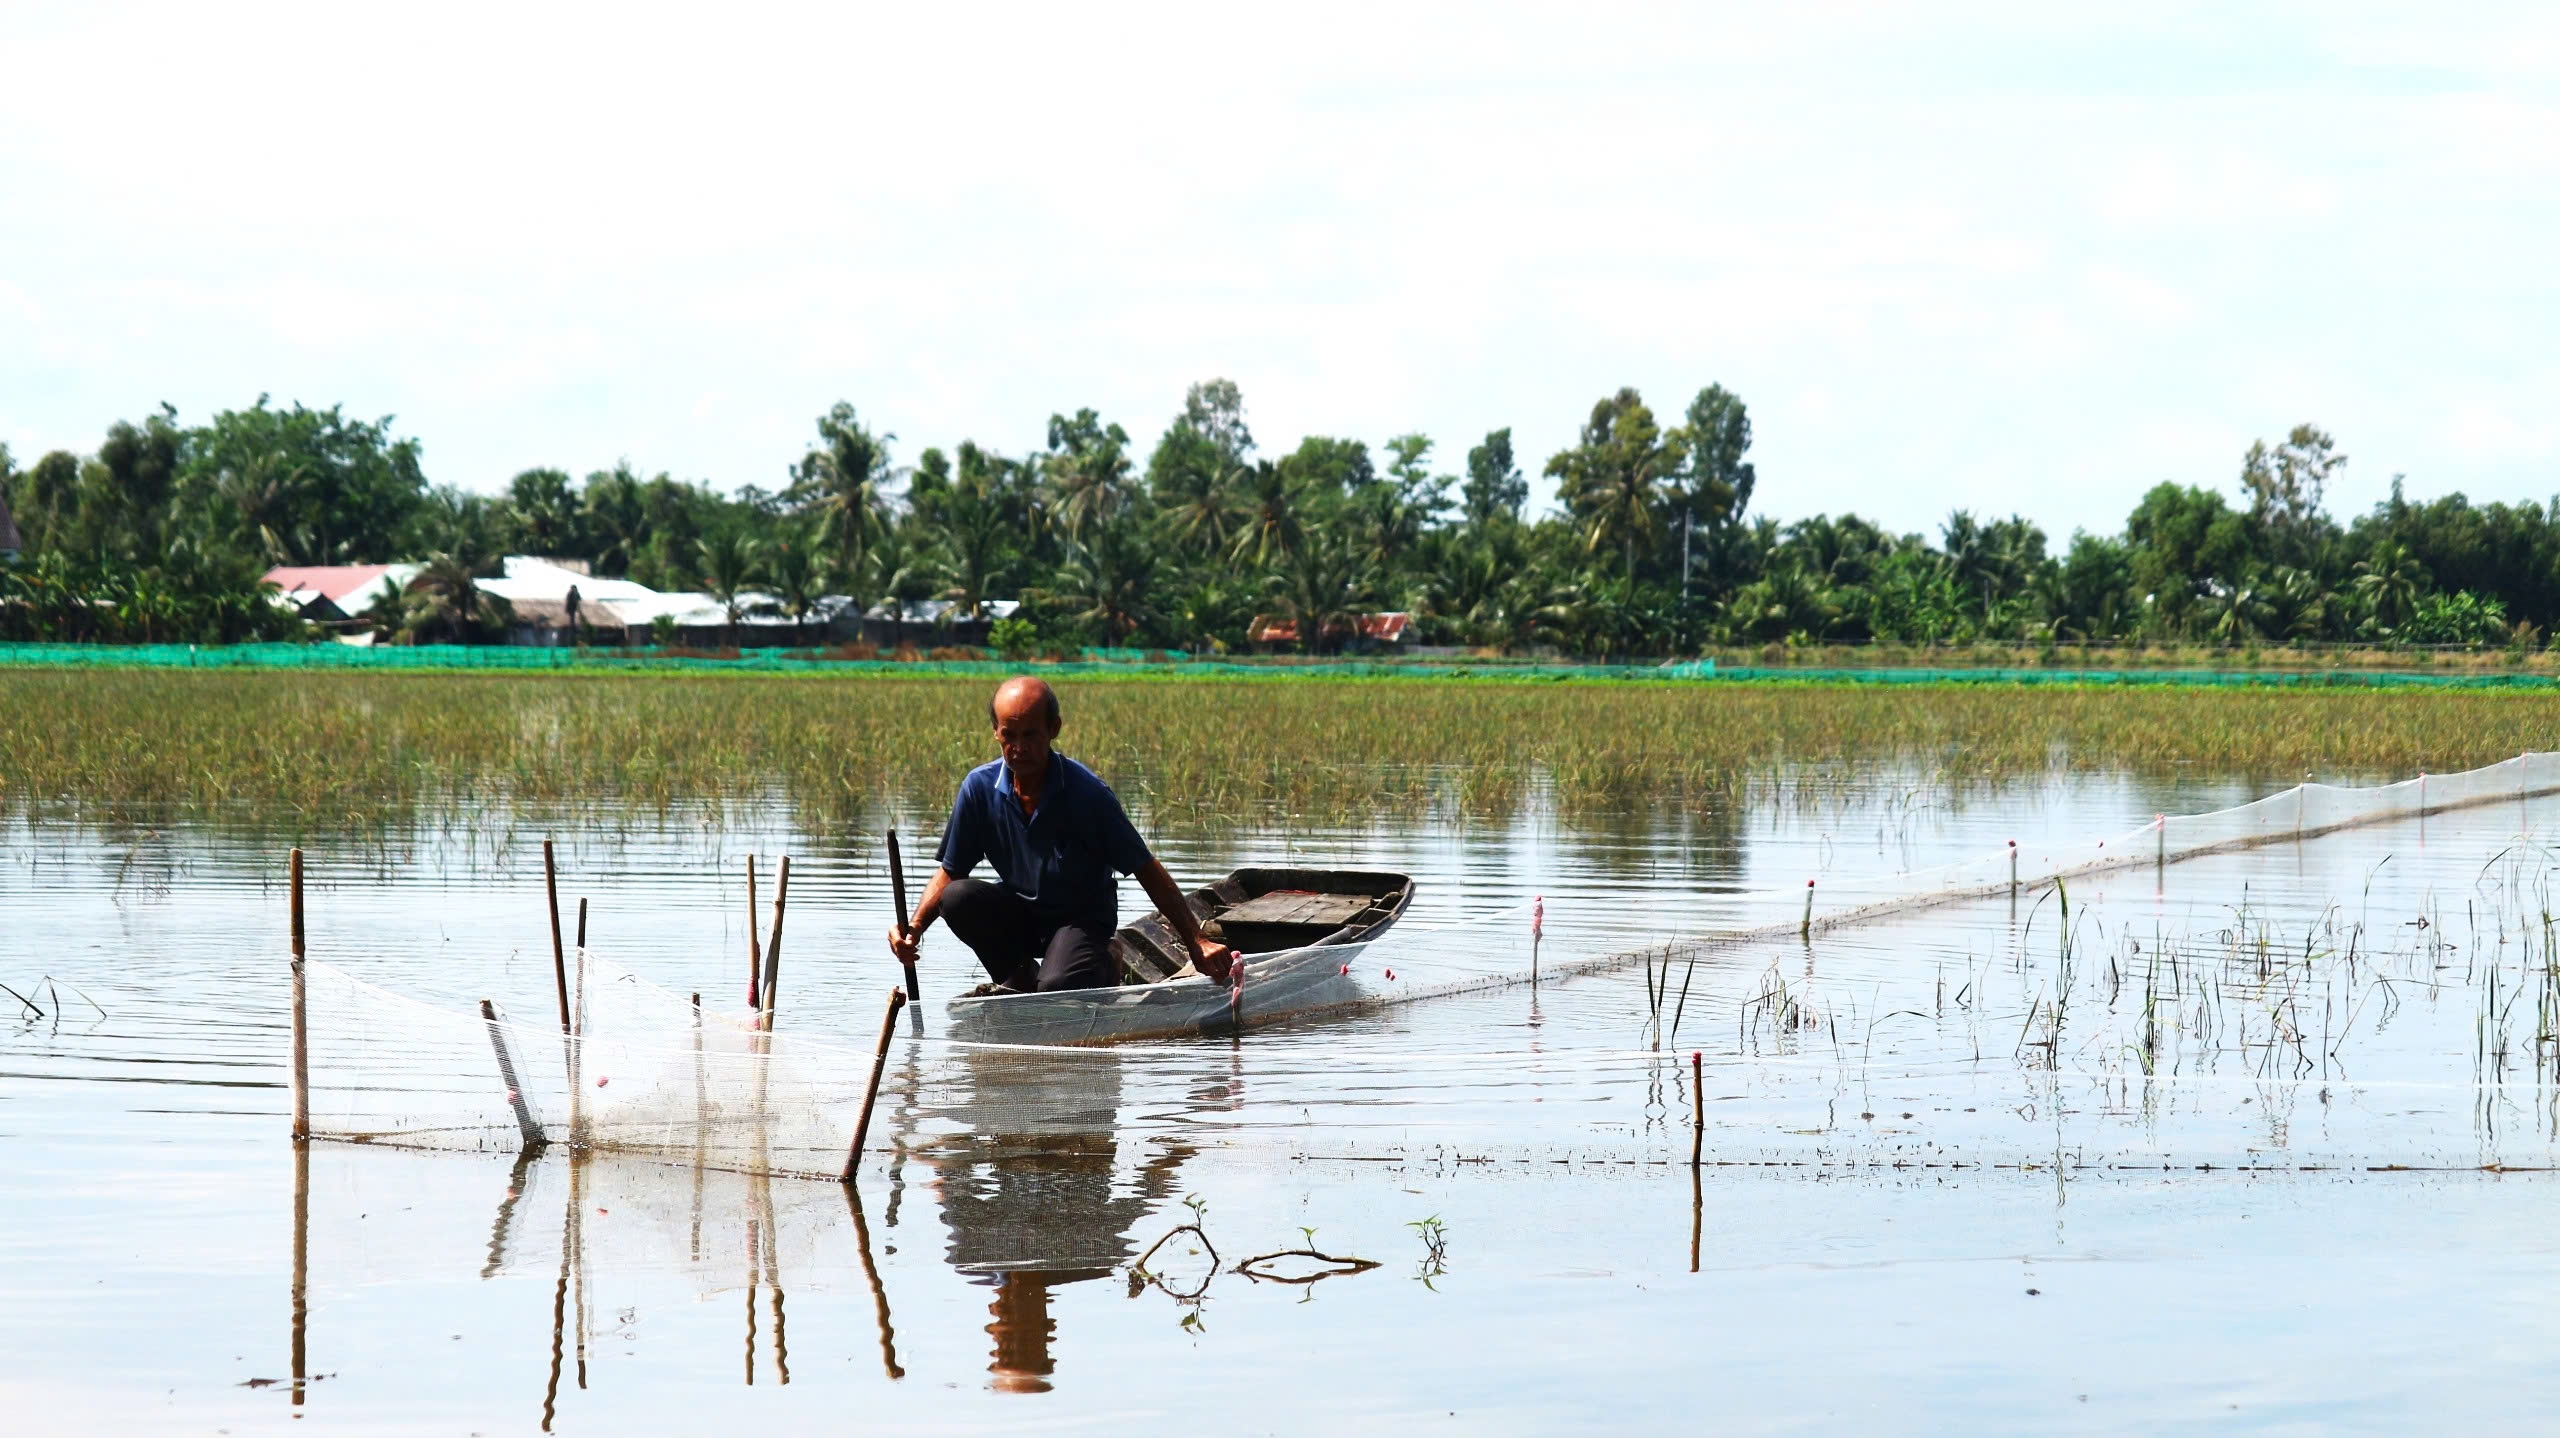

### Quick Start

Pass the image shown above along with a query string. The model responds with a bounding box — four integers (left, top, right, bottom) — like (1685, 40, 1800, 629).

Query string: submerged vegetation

(6, 670, 2560, 833)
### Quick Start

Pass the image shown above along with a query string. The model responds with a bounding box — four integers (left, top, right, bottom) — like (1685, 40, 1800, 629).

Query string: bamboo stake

(289, 848, 309, 1143)
(576, 897, 588, 951)
(761, 856, 790, 1029)
(745, 854, 763, 1012)
(843, 988, 909, 1183)
(543, 840, 570, 1034)
(1800, 879, 1815, 940)
(887, 831, 920, 1001)
(481, 999, 545, 1147)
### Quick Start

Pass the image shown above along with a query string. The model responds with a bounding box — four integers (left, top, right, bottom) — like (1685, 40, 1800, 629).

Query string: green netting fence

(4, 641, 2558, 689)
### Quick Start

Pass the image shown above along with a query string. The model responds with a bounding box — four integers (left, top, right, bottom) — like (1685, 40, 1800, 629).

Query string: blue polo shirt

(936, 755, 1154, 926)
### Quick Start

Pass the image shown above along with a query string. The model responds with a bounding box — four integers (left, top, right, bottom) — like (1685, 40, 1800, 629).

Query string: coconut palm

(1034, 520, 1158, 645)
(1268, 530, 1371, 655)
(405, 552, 510, 643)
(2353, 539, 2429, 634)
(695, 531, 762, 627)
(788, 403, 894, 582)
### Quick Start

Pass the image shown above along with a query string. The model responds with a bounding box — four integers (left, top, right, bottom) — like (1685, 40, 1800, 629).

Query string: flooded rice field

(12, 761, 2560, 1431)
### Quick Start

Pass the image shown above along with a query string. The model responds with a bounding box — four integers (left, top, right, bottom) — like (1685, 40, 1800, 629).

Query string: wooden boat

(944, 867, 1415, 1045)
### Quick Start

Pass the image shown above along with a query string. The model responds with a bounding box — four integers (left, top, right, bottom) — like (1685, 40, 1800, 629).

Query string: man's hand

(1193, 938, 1238, 984)
(886, 924, 920, 968)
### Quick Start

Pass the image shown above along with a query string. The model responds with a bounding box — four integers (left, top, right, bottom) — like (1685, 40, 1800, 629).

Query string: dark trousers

(940, 879, 1119, 992)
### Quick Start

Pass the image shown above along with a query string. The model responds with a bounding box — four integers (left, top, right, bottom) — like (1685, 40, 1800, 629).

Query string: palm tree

(1547, 388, 1676, 581)
(696, 531, 762, 628)
(763, 526, 826, 642)
(2201, 580, 2273, 645)
(2353, 539, 2429, 634)
(789, 403, 894, 582)
(406, 552, 509, 643)
(938, 475, 1015, 620)
(1229, 461, 1302, 568)
(1162, 457, 1247, 558)
(1269, 531, 1371, 655)
(1035, 521, 1158, 645)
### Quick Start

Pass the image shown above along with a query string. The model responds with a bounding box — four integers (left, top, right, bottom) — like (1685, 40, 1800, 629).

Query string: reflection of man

(923, 1049, 1192, 1393)
(888, 677, 1235, 997)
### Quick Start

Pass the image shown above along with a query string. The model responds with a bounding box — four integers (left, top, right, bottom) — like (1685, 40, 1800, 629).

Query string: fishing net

(299, 751, 2560, 1177)
(303, 948, 882, 1180)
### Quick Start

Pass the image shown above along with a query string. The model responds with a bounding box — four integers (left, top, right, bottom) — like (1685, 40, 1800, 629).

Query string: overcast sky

(2, 3, 2553, 537)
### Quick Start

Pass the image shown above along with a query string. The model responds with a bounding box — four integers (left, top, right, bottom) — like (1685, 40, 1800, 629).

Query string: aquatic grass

(7, 669, 2560, 835)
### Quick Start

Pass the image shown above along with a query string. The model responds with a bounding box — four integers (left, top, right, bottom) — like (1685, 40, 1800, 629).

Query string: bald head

(990, 676, 1060, 731)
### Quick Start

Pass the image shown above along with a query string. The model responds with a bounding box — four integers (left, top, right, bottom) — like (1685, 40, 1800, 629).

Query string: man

(888, 676, 1236, 996)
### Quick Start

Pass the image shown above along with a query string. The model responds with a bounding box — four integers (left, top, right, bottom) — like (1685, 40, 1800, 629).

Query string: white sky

(2, 2, 2554, 538)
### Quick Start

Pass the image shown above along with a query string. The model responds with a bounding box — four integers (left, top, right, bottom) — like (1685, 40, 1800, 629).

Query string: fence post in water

(2007, 840, 2017, 894)
(745, 854, 763, 1013)
(289, 848, 309, 1143)
(2154, 815, 2165, 870)
(1531, 896, 1544, 984)
(843, 988, 909, 1185)
(481, 999, 545, 1147)
(1800, 880, 1814, 940)
(543, 840, 570, 1034)
(1689, 1050, 1704, 1169)
(761, 857, 790, 1030)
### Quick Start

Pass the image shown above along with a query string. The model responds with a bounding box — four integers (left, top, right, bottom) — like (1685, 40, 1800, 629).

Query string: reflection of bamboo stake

(483, 1145, 540, 1280)
(843, 988, 909, 1183)
(481, 1000, 544, 1147)
(289, 848, 309, 1142)
(290, 1139, 309, 1407)
(844, 1185, 904, 1379)
(542, 1168, 570, 1431)
(761, 1176, 789, 1385)
(744, 1205, 761, 1386)
(1689, 1164, 1702, 1276)
(576, 897, 588, 951)
(761, 857, 791, 1029)
(571, 1156, 588, 1391)
(1689, 1050, 1704, 1169)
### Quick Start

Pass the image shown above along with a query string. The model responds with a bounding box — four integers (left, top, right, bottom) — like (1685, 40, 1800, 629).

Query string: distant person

(889, 676, 1235, 996)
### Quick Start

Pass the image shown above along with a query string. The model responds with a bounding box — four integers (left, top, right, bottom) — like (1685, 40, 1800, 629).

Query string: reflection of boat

(945, 868, 1416, 1045)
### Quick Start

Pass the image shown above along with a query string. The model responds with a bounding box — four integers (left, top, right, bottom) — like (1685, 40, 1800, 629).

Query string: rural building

(1247, 611, 1410, 654)
(262, 564, 421, 622)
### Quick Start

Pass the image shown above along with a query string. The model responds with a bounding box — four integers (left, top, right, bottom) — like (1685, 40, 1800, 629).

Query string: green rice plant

(6, 669, 2560, 834)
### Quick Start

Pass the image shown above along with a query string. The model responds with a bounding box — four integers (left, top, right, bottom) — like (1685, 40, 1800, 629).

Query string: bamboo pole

(1799, 879, 1815, 940)
(576, 897, 588, 951)
(888, 831, 920, 1001)
(843, 988, 909, 1183)
(481, 999, 545, 1147)
(761, 857, 790, 1029)
(745, 854, 763, 1012)
(543, 841, 570, 1034)
(289, 848, 309, 1142)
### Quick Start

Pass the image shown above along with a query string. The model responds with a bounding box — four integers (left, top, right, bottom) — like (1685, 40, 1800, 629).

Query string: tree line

(4, 382, 2555, 654)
